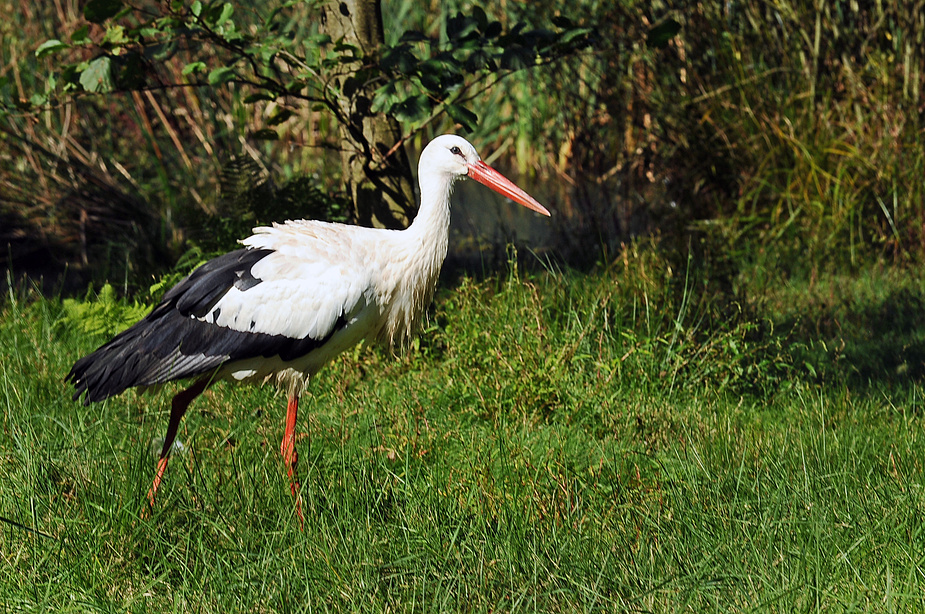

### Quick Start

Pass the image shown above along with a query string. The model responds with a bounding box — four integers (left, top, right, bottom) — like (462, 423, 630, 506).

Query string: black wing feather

(66, 247, 342, 405)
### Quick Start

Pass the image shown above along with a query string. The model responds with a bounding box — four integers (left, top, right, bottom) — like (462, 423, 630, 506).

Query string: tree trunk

(321, 0, 416, 229)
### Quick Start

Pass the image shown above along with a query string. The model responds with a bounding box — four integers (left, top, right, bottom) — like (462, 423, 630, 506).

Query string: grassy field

(2, 252, 925, 611)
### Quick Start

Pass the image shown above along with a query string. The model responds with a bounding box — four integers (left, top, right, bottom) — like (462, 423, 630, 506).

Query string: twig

(144, 89, 194, 171)
(0, 514, 55, 540)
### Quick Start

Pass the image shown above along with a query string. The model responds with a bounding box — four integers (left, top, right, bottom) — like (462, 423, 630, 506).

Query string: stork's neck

(405, 168, 455, 262)
(377, 167, 455, 348)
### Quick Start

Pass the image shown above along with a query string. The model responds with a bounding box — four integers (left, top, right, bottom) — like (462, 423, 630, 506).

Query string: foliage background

(1, 0, 921, 292)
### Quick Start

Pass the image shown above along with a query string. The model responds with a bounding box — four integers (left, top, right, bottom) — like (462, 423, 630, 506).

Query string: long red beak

(467, 160, 551, 217)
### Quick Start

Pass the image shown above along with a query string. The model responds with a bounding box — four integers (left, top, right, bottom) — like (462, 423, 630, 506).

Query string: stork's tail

(66, 319, 164, 405)
(67, 248, 278, 405)
(66, 302, 226, 405)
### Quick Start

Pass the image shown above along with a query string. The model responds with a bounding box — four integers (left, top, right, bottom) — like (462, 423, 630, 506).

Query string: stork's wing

(67, 239, 375, 404)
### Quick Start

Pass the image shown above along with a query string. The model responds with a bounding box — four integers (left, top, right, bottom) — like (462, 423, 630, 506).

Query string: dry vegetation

(2, 0, 923, 289)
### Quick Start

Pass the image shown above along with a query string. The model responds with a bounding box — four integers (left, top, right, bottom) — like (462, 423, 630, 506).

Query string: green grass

(3, 254, 925, 611)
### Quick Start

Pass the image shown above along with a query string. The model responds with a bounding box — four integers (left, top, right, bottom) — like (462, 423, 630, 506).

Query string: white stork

(66, 134, 549, 521)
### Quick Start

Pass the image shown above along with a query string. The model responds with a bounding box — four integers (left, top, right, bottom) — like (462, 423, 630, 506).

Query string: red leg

(146, 377, 210, 511)
(280, 393, 304, 527)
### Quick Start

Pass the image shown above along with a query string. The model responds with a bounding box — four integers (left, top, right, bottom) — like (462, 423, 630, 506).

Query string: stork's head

(420, 135, 550, 216)
(419, 134, 480, 179)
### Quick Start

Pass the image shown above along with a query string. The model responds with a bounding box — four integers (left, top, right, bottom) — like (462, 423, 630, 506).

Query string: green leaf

(214, 3, 234, 27)
(80, 56, 114, 93)
(500, 46, 534, 70)
(558, 26, 593, 47)
(182, 61, 207, 75)
(464, 49, 495, 73)
(59, 64, 81, 90)
(35, 39, 68, 59)
(342, 76, 359, 98)
(333, 42, 359, 58)
(243, 91, 277, 104)
(418, 69, 441, 93)
(446, 104, 478, 132)
(289, 78, 311, 92)
(137, 27, 160, 38)
(647, 19, 681, 49)
(472, 6, 488, 32)
(266, 108, 293, 125)
(111, 51, 146, 89)
(381, 44, 417, 73)
(447, 12, 478, 42)
(191, 1, 202, 17)
(207, 66, 236, 85)
(309, 33, 332, 47)
(251, 128, 279, 140)
(71, 25, 91, 44)
(84, 0, 123, 24)
(146, 41, 177, 62)
(399, 30, 427, 43)
(101, 25, 128, 47)
(391, 94, 428, 122)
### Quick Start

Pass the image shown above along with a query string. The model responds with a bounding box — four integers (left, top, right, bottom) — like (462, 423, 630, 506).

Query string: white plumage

(66, 134, 550, 522)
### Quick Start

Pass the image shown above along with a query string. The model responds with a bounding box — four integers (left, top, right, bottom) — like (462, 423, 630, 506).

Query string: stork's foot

(288, 471, 305, 529)
(282, 442, 305, 528)
(140, 456, 170, 519)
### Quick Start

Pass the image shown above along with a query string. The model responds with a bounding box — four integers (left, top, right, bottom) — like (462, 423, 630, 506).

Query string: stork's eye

(450, 146, 463, 156)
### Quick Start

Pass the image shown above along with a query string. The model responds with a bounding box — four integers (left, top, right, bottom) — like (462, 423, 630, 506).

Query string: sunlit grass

(2, 254, 925, 611)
